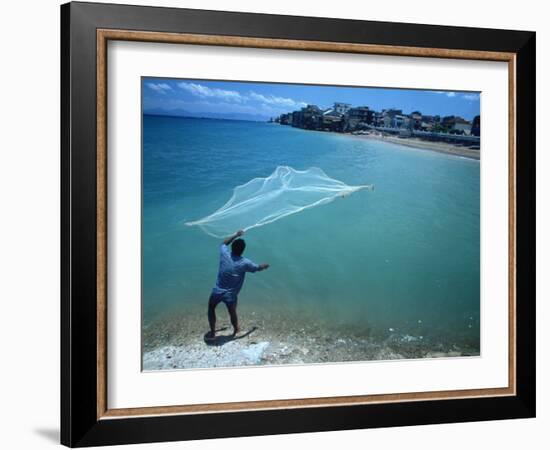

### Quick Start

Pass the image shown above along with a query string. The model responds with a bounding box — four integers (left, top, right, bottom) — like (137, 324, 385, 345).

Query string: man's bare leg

(206, 300, 217, 340)
(226, 302, 240, 335)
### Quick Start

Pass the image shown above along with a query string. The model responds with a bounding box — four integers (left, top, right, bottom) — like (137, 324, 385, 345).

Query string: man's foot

(232, 326, 241, 336)
(205, 331, 216, 341)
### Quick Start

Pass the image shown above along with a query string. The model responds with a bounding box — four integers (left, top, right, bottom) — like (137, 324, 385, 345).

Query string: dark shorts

(209, 291, 237, 307)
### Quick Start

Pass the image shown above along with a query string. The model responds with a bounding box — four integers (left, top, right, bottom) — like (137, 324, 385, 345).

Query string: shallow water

(142, 115, 480, 359)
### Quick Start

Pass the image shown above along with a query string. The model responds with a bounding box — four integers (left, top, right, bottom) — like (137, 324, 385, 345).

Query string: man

(206, 230, 269, 340)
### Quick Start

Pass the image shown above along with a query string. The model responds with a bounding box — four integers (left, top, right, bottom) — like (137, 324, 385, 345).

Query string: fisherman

(206, 230, 269, 340)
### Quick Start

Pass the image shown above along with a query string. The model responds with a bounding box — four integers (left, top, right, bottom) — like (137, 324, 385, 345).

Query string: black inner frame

(61, 2, 536, 447)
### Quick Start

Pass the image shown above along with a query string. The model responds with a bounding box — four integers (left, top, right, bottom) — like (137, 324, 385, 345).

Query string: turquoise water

(142, 115, 480, 347)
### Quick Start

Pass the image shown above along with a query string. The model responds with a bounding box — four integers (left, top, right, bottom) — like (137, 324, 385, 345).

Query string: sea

(142, 114, 480, 365)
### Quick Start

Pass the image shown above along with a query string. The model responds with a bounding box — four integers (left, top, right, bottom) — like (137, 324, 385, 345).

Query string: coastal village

(271, 102, 480, 150)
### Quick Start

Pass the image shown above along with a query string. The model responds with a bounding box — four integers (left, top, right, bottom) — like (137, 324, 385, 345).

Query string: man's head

(231, 238, 246, 256)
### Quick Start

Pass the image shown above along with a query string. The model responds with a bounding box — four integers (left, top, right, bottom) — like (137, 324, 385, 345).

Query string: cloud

(248, 91, 307, 109)
(433, 90, 456, 97)
(175, 82, 306, 110)
(147, 81, 308, 116)
(178, 82, 244, 103)
(147, 82, 172, 94)
(434, 90, 480, 101)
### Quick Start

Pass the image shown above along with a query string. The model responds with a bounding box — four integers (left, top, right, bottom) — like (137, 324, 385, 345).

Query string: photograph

(56, 1, 537, 446)
(141, 78, 482, 371)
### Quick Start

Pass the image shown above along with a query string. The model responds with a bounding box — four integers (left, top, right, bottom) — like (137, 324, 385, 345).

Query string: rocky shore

(142, 309, 479, 371)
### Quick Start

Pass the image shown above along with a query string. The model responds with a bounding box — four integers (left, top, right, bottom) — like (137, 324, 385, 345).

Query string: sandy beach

(345, 132, 480, 160)
(142, 308, 480, 371)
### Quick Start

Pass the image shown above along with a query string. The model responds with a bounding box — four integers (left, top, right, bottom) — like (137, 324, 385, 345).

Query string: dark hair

(231, 238, 246, 256)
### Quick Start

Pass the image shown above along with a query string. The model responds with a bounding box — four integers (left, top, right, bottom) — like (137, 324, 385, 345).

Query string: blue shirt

(212, 244, 260, 300)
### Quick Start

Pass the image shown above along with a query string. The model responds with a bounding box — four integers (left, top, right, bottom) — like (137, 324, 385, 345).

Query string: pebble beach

(142, 307, 480, 371)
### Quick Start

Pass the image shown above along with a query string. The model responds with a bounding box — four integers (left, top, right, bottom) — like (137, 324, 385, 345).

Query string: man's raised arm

(223, 229, 244, 246)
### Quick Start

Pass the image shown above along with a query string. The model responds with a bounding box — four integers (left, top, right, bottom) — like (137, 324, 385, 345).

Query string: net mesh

(185, 166, 373, 238)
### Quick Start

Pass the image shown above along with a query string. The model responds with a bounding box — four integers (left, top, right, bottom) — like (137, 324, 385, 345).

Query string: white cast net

(185, 166, 373, 238)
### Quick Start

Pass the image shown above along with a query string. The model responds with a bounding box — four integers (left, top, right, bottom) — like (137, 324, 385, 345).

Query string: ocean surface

(142, 114, 480, 359)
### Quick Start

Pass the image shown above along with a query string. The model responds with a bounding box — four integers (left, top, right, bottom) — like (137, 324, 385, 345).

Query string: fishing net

(185, 166, 373, 238)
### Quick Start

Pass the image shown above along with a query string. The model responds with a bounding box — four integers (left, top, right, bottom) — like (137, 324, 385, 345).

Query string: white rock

(242, 341, 269, 363)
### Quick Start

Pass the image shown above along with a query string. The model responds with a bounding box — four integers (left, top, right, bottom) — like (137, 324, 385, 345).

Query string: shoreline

(345, 132, 480, 160)
(142, 308, 480, 371)
(308, 127, 480, 160)
(360, 135, 480, 161)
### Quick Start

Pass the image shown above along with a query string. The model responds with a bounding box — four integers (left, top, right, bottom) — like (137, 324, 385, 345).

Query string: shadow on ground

(203, 326, 258, 346)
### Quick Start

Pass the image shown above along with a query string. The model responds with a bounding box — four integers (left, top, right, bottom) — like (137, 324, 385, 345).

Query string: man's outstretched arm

(223, 229, 244, 246)
(246, 261, 269, 272)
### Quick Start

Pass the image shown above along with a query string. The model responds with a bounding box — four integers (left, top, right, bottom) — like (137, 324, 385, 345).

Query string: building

(448, 117, 472, 135)
(278, 113, 292, 125)
(318, 112, 343, 131)
(391, 114, 407, 128)
(419, 115, 437, 131)
(384, 108, 403, 118)
(420, 121, 434, 131)
(410, 111, 423, 130)
(333, 102, 351, 115)
(452, 121, 472, 135)
(276, 102, 478, 142)
(291, 110, 302, 127)
(379, 109, 404, 128)
(344, 106, 373, 131)
(438, 115, 472, 134)
(291, 104, 323, 129)
(373, 112, 385, 127)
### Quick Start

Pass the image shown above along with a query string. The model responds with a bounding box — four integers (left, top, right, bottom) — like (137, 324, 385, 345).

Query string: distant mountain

(143, 108, 272, 122)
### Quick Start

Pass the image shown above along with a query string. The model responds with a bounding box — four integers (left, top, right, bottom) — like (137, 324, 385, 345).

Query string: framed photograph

(60, 1, 536, 447)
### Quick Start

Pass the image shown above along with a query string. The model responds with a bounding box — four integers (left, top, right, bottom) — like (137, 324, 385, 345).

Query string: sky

(142, 77, 481, 122)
